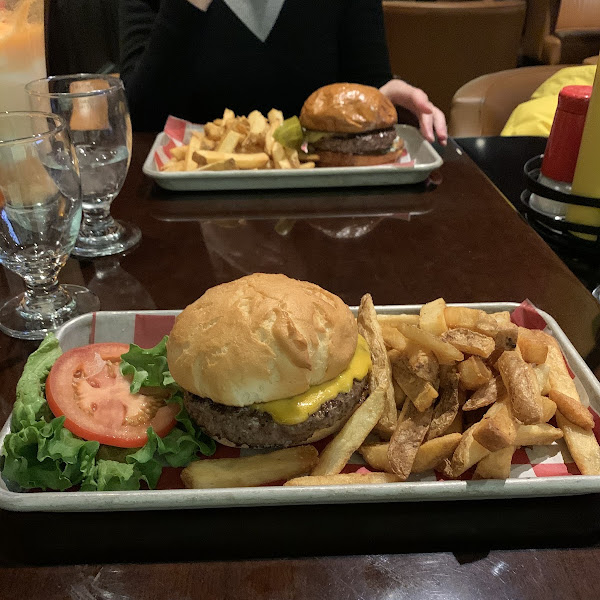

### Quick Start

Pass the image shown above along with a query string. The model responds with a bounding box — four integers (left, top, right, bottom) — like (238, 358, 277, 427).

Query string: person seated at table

(119, 0, 447, 144)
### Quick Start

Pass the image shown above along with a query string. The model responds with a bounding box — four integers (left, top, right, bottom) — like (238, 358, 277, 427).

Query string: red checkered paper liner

(88, 302, 599, 488)
(152, 115, 415, 171)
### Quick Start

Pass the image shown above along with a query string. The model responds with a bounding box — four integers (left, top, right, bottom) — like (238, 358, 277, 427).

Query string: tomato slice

(46, 343, 179, 448)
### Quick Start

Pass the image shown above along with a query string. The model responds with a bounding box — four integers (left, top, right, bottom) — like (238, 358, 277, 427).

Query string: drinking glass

(0, 111, 99, 339)
(26, 74, 141, 257)
(0, 0, 46, 112)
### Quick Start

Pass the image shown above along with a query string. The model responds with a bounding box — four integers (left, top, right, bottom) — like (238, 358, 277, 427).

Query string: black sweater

(119, 0, 393, 131)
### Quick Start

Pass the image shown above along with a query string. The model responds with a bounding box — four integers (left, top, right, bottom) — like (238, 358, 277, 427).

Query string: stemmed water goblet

(26, 74, 141, 257)
(0, 111, 99, 339)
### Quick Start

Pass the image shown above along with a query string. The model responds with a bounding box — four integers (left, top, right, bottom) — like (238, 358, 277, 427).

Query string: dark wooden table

(1, 134, 599, 599)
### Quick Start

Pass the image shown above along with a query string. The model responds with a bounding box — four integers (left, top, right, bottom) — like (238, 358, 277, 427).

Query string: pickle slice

(273, 116, 304, 150)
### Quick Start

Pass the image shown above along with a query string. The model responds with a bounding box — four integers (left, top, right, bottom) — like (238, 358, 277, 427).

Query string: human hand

(379, 79, 448, 145)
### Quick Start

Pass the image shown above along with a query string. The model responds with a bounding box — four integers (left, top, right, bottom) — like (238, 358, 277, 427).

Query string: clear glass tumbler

(26, 74, 141, 257)
(0, 111, 99, 339)
(0, 0, 46, 112)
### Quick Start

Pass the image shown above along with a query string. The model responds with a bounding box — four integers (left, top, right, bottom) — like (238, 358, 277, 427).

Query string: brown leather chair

(521, 0, 600, 65)
(382, 1, 527, 118)
(449, 65, 569, 136)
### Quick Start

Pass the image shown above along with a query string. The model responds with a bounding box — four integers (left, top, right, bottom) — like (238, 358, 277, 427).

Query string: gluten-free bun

(300, 83, 397, 133)
(167, 273, 357, 407)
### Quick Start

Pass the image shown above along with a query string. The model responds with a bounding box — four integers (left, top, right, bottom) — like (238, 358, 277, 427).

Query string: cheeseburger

(299, 83, 403, 167)
(166, 273, 371, 448)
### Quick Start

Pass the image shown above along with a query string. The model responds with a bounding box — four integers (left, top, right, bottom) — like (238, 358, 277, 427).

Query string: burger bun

(300, 82, 397, 134)
(167, 273, 358, 407)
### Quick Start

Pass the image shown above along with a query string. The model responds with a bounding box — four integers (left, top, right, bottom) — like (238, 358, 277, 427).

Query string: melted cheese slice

(255, 335, 371, 425)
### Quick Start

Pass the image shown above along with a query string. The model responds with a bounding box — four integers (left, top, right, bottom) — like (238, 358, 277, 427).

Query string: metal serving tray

(142, 125, 443, 191)
(1, 303, 599, 512)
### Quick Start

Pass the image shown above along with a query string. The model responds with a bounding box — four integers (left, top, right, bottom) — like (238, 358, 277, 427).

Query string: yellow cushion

(501, 65, 596, 137)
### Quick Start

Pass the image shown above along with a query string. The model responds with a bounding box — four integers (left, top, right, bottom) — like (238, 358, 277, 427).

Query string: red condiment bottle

(530, 85, 592, 217)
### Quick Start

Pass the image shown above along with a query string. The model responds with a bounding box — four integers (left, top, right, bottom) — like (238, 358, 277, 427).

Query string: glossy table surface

(1, 133, 599, 599)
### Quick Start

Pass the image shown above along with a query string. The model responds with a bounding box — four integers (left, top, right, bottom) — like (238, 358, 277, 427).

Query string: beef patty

(184, 377, 370, 448)
(312, 127, 398, 155)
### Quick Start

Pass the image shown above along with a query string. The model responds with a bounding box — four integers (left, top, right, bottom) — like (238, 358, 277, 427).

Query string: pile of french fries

(181, 297, 600, 489)
(160, 109, 316, 173)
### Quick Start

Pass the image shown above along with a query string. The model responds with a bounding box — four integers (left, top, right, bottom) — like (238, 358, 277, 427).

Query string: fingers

(380, 79, 448, 145)
(410, 88, 433, 117)
(419, 112, 435, 143)
(432, 107, 448, 146)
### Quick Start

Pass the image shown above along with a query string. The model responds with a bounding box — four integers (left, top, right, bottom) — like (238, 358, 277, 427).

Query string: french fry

(161, 161, 185, 172)
(490, 311, 512, 325)
(458, 356, 493, 390)
(271, 141, 287, 169)
(267, 108, 284, 128)
(204, 122, 224, 141)
(216, 129, 242, 153)
(229, 116, 251, 137)
(419, 298, 448, 336)
(181, 446, 318, 489)
(549, 390, 594, 430)
(446, 423, 491, 478)
(407, 345, 439, 387)
(193, 149, 270, 170)
(392, 377, 407, 408)
(515, 423, 563, 446)
(196, 158, 238, 172)
(473, 402, 516, 452)
(382, 326, 408, 352)
(377, 314, 420, 327)
(199, 136, 216, 150)
(534, 363, 551, 395)
(276, 158, 292, 170)
(222, 108, 235, 124)
(387, 402, 433, 480)
(473, 445, 515, 479)
(169, 145, 188, 160)
(441, 328, 495, 358)
(390, 351, 438, 412)
(360, 433, 463, 475)
(184, 134, 201, 171)
(539, 396, 557, 422)
(264, 122, 277, 155)
(555, 410, 600, 475)
(359, 443, 394, 473)
(463, 376, 507, 411)
(285, 147, 301, 168)
(299, 152, 319, 162)
(492, 323, 519, 357)
(397, 392, 412, 423)
(412, 433, 462, 473)
(395, 322, 464, 364)
(517, 327, 549, 364)
(444, 307, 499, 336)
(358, 296, 396, 436)
(496, 351, 543, 424)
(164, 109, 313, 173)
(284, 472, 400, 486)
(312, 387, 385, 476)
(426, 365, 460, 441)
(544, 339, 579, 400)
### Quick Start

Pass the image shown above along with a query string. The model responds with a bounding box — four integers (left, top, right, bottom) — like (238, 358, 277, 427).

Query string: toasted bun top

(166, 273, 358, 407)
(300, 83, 397, 133)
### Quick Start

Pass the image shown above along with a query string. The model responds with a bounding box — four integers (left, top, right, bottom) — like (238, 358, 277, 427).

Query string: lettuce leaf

(1, 334, 215, 492)
(120, 336, 173, 393)
(1, 417, 99, 491)
(11, 333, 62, 431)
